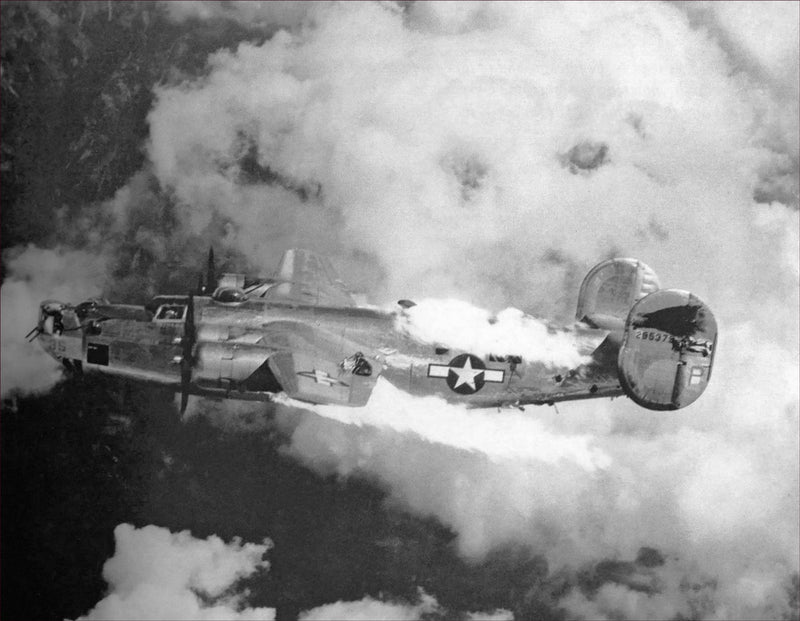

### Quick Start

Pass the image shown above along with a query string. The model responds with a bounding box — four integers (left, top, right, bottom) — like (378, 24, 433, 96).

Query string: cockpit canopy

(145, 295, 189, 316)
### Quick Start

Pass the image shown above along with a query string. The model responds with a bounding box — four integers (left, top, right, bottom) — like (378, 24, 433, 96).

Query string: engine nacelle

(618, 289, 717, 410)
(194, 343, 281, 393)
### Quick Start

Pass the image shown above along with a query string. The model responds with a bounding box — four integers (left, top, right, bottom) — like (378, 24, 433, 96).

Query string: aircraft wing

(263, 249, 357, 308)
(262, 321, 379, 406)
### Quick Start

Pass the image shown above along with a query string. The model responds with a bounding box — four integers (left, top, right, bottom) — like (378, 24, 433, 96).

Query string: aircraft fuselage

(32, 253, 717, 412)
(36, 296, 622, 410)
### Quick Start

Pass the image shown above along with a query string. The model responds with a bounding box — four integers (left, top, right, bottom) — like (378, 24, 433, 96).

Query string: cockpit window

(155, 304, 186, 321)
(212, 287, 248, 304)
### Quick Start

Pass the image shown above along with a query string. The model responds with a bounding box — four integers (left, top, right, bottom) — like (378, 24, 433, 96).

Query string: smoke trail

(278, 380, 610, 472)
(396, 299, 591, 368)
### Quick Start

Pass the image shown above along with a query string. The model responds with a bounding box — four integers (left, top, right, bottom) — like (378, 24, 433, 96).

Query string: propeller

(197, 247, 216, 295)
(179, 293, 196, 414)
(206, 247, 216, 294)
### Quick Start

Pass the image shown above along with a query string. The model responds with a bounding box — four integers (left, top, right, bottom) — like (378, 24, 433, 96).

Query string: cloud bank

(76, 523, 515, 621)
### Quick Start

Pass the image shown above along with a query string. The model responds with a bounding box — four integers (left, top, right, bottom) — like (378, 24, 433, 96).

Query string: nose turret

(41, 300, 68, 335)
(26, 300, 68, 343)
(28, 300, 83, 364)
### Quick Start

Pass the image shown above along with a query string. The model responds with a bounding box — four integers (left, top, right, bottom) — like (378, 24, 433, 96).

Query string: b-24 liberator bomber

(29, 250, 717, 413)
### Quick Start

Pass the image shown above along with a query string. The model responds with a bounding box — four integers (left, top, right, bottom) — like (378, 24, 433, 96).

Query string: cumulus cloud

(159, 1, 325, 29)
(677, 1, 799, 207)
(299, 590, 438, 621)
(465, 610, 514, 621)
(1, 245, 107, 397)
(681, 1, 799, 96)
(141, 2, 797, 618)
(145, 1, 796, 314)
(299, 590, 513, 621)
(77, 524, 515, 621)
(76, 523, 274, 621)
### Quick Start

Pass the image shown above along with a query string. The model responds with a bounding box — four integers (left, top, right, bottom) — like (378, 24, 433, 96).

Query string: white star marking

(450, 356, 483, 390)
(298, 369, 345, 386)
(312, 369, 337, 385)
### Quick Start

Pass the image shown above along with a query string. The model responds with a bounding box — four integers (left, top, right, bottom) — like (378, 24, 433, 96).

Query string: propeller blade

(185, 293, 195, 341)
(196, 247, 216, 295)
(206, 247, 216, 294)
(179, 294, 196, 414)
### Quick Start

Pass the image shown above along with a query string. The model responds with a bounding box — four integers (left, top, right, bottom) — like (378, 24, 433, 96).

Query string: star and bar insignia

(427, 353, 505, 394)
(296, 369, 349, 387)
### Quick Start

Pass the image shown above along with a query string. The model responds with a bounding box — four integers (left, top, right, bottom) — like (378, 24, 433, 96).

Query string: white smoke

(396, 299, 590, 368)
(75, 524, 274, 621)
(279, 379, 610, 472)
(0, 245, 107, 397)
(141, 2, 799, 618)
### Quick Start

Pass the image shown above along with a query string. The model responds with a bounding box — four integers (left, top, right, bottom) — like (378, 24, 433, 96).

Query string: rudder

(576, 258, 660, 329)
(618, 289, 717, 410)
